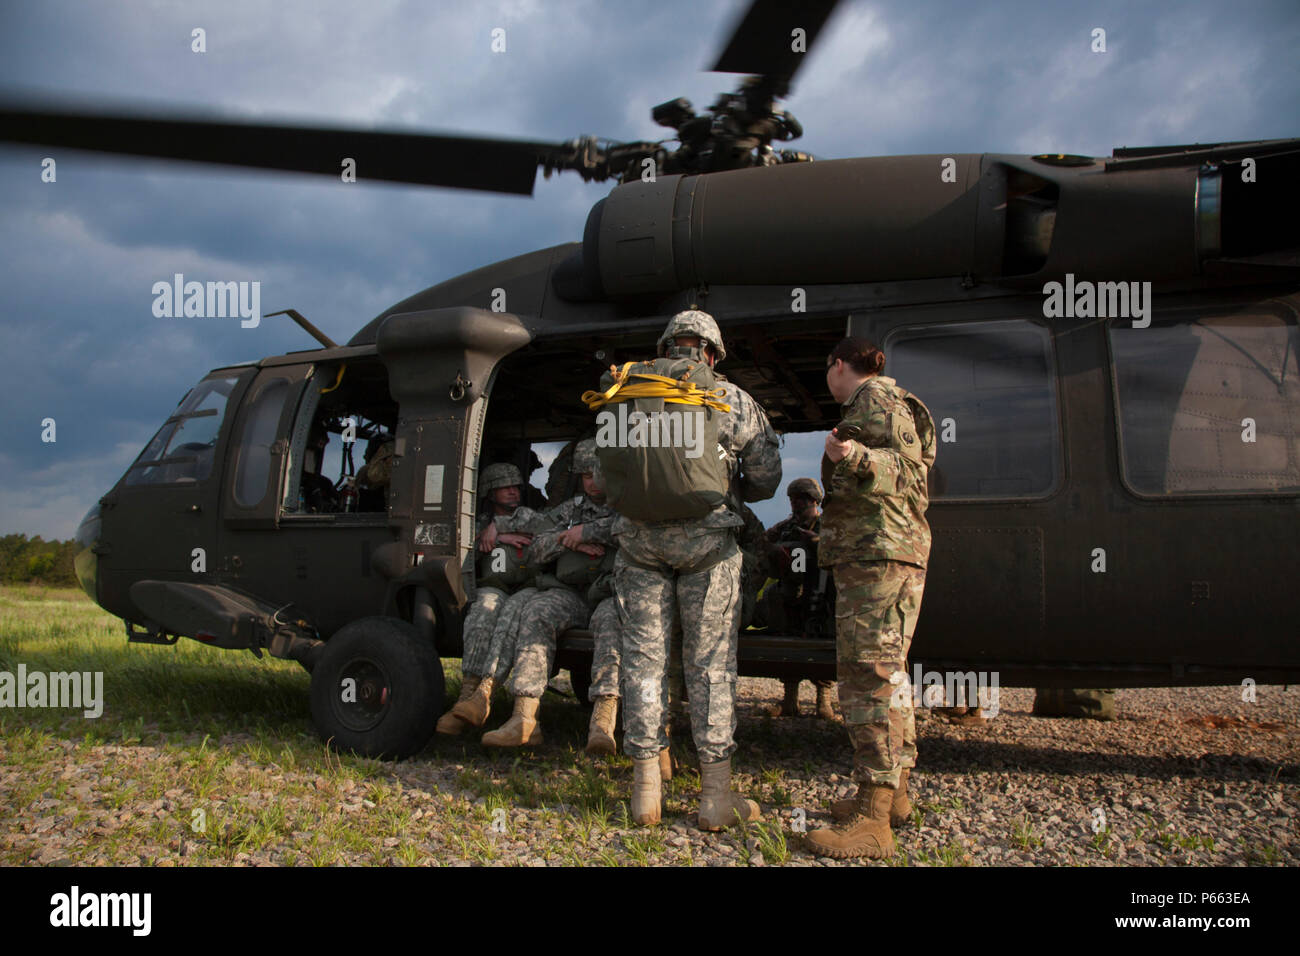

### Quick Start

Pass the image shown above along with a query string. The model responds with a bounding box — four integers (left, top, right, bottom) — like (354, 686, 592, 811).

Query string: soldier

(435, 462, 550, 735)
(610, 310, 782, 828)
(482, 440, 617, 748)
(805, 336, 936, 860)
(1033, 688, 1117, 720)
(761, 477, 837, 720)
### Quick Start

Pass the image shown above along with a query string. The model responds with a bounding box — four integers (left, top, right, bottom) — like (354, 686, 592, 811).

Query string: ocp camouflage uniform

(820, 375, 936, 789)
(507, 492, 617, 698)
(617, 374, 783, 764)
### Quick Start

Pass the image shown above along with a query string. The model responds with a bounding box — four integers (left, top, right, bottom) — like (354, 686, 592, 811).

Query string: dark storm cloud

(0, 0, 1295, 536)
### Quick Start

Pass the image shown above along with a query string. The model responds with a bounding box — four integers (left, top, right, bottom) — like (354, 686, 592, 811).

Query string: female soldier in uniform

(805, 337, 936, 859)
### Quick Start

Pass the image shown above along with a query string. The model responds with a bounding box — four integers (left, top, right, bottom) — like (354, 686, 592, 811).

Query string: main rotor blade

(710, 0, 841, 84)
(0, 99, 576, 195)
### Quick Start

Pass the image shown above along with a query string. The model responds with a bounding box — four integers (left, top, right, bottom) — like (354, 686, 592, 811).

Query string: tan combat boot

(436, 676, 479, 735)
(659, 747, 675, 782)
(815, 684, 837, 721)
(806, 784, 895, 859)
(481, 695, 543, 748)
(451, 675, 494, 728)
(830, 769, 911, 827)
(586, 696, 618, 756)
(766, 680, 800, 717)
(632, 754, 663, 825)
(697, 757, 761, 831)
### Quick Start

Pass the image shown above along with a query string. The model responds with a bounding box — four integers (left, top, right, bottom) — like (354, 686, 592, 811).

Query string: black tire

(309, 616, 444, 760)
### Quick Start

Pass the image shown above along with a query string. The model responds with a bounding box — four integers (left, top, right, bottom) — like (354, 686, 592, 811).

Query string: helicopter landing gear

(309, 616, 444, 760)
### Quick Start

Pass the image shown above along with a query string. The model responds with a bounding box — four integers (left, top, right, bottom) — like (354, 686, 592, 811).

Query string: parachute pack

(582, 357, 732, 521)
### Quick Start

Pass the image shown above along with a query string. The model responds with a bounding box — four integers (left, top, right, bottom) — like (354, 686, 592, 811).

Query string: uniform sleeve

(835, 386, 904, 494)
(522, 498, 587, 564)
(581, 511, 617, 547)
(495, 505, 558, 535)
(734, 391, 783, 503)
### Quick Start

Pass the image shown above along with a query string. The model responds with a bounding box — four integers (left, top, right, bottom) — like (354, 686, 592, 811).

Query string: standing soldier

(597, 310, 782, 829)
(435, 462, 549, 735)
(482, 440, 616, 747)
(761, 477, 837, 720)
(805, 337, 936, 860)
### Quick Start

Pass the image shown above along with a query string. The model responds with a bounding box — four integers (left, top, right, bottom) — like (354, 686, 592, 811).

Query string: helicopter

(3, 0, 1298, 759)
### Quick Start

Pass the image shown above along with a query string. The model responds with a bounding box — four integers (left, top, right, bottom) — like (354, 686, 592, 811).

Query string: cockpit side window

(124, 375, 239, 486)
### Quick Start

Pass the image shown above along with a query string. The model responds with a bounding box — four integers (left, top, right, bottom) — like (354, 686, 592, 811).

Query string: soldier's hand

(825, 430, 852, 462)
(497, 532, 534, 549)
(477, 522, 499, 553)
(575, 542, 606, 558)
(559, 525, 585, 550)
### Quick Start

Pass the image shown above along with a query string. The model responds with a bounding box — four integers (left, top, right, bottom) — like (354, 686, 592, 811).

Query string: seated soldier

(356, 434, 395, 511)
(761, 478, 837, 720)
(300, 421, 339, 513)
(435, 462, 551, 734)
(482, 440, 616, 748)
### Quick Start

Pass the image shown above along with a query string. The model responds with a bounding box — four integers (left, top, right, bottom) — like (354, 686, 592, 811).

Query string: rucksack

(585, 357, 731, 521)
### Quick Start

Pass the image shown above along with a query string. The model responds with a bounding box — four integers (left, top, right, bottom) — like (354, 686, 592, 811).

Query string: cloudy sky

(1, 0, 1296, 538)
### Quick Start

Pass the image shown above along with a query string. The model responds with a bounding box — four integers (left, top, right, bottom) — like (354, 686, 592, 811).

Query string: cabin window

(885, 319, 1061, 499)
(124, 375, 239, 486)
(234, 377, 291, 507)
(1109, 311, 1300, 496)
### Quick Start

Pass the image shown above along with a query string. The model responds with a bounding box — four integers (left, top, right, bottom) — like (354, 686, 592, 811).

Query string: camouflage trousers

(614, 524, 742, 763)
(507, 587, 591, 699)
(588, 595, 621, 700)
(834, 560, 925, 788)
(462, 585, 538, 684)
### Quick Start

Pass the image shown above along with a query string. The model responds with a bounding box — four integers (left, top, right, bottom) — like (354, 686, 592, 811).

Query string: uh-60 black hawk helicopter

(5, 0, 1297, 759)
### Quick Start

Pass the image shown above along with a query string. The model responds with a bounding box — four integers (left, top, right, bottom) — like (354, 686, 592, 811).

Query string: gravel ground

(4, 680, 1296, 866)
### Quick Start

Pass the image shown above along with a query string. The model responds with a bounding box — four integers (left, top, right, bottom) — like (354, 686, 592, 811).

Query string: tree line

(0, 534, 81, 587)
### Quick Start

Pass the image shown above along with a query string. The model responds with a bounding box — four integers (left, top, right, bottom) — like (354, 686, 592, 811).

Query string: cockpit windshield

(124, 375, 240, 485)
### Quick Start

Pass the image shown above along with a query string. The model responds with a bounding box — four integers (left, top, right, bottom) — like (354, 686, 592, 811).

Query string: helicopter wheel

(309, 616, 444, 760)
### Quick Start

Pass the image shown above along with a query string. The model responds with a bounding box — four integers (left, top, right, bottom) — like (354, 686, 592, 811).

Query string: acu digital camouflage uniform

(505, 489, 617, 700)
(439, 464, 550, 735)
(615, 317, 783, 769)
(819, 376, 936, 790)
(460, 500, 552, 684)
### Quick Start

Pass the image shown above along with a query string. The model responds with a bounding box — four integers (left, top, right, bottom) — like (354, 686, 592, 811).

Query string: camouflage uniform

(616, 318, 783, 764)
(763, 500, 835, 697)
(588, 589, 621, 700)
(507, 491, 617, 698)
(460, 464, 550, 681)
(820, 375, 936, 789)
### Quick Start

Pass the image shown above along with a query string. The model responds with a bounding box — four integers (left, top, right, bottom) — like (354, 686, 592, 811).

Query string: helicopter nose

(74, 501, 102, 601)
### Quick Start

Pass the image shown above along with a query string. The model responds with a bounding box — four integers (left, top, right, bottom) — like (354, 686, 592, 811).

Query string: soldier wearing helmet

(481, 439, 620, 750)
(615, 309, 782, 830)
(759, 477, 838, 719)
(436, 460, 552, 736)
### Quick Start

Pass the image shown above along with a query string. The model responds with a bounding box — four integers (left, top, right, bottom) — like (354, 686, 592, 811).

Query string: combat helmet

(480, 462, 523, 495)
(572, 438, 600, 475)
(788, 477, 824, 503)
(656, 309, 726, 362)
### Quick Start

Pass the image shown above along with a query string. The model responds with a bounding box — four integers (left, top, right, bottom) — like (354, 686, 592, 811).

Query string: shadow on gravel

(918, 734, 1299, 783)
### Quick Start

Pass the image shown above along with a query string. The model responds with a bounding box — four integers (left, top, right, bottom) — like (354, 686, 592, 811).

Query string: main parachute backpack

(582, 357, 732, 520)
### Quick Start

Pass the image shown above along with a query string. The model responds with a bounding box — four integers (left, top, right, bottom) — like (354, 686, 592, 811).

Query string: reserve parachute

(583, 358, 732, 520)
